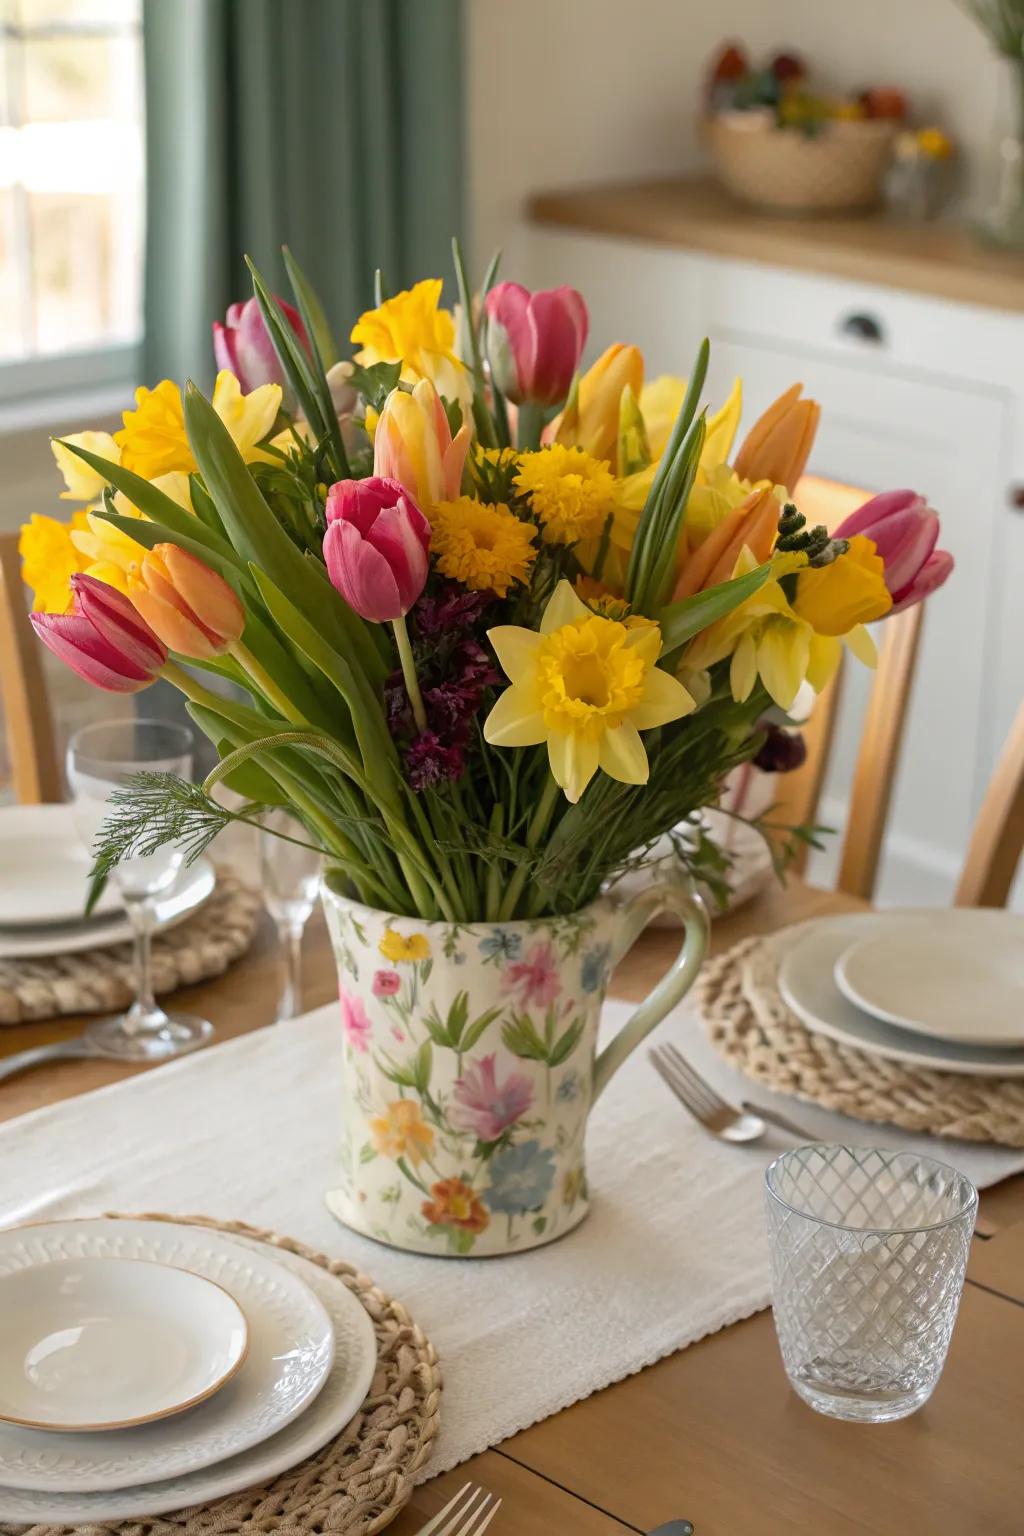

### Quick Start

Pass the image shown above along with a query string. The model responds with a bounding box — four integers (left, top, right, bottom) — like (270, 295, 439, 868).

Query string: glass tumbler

(764, 1144, 977, 1423)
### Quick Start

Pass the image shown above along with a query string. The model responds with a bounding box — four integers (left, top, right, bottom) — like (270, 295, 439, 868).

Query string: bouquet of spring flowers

(21, 245, 953, 924)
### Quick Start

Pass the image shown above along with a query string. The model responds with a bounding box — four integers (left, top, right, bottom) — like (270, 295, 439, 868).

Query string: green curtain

(141, 0, 464, 388)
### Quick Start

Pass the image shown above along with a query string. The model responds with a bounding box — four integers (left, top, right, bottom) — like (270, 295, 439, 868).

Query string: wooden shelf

(528, 175, 1024, 314)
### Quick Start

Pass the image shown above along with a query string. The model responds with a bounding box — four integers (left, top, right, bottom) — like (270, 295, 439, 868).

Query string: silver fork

(416, 1483, 502, 1536)
(649, 1041, 810, 1143)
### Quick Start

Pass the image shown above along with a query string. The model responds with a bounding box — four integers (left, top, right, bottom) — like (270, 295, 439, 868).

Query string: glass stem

(124, 899, 167, 1035)
(278, 921, 305, 1021)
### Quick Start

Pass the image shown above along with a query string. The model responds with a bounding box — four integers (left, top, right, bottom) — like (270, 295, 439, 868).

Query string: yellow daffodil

(514, 444, 616, 545)
(18, 512, 91, 613)
(378, 927, 431, 962)
(351, 278, 471, 409)
(115, 372, 281, 479)
(50, 432, 120, 502)
(369, 1099, 435, 1165)
(431, 496, 537, 596)
(792, 535, 892, 634)
(484, 579, 695, 803)
(70, 511, 149, 595)
(685, 547, 881, 711)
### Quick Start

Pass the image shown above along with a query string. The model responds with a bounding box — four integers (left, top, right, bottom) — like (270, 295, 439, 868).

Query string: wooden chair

(767, 476, 925, 903)
(0, 530, 61, 804)
(955, 699, 1024, 908)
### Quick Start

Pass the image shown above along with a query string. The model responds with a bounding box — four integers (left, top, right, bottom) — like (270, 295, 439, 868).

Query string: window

(0, 0, 143, 412)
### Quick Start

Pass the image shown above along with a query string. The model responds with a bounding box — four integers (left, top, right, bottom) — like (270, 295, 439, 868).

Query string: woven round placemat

(0, 871, 262, 1025)
(0, 1212, 441, 1536)
(698, 922, 1024, 1146)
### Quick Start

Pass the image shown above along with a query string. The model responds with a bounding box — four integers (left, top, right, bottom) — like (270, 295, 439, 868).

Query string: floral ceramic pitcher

(323, 876, 708, 1257)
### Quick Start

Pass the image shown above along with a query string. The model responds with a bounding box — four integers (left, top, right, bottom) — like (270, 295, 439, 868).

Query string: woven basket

(706, 110, 897, 214)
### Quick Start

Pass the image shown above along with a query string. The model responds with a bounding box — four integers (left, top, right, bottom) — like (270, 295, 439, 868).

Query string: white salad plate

(835, 909, 1024, 1047)
(0, 805, 123, 926)
(779, 913, 1024, 1077)
(0, 1219, 339, 1495)
(0, 859, 215, 961)
(0, 1227, 377, 1524)
(0, 1258, 248, 1432)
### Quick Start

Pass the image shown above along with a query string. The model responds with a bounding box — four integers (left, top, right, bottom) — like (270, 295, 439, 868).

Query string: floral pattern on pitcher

(325, 896, 602, 1255)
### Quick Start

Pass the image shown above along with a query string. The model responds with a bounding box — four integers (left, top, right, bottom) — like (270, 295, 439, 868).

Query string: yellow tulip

(553, 343, 644, 470)
(373, 378, 471, 512)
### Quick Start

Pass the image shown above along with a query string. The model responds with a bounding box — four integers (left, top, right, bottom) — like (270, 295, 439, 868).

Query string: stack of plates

(779, 909, 1024, 1076)
(0, 1218, 377, 1523)
(0, 805, 215, 961)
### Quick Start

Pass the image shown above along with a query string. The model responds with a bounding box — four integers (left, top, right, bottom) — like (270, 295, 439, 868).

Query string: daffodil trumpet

(18, 243, 953, 925)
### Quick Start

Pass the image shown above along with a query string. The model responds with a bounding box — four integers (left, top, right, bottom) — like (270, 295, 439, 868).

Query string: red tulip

(30, 574, 166, 693)
(212, 295, 310, 393)
(834, 489, 953, 613)
(484, 282, 588, 407)
(323, 476, 430, 622)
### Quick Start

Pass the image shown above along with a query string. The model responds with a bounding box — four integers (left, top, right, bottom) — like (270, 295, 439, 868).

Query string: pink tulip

(484, 282, 588, 407)
(323, 475, 430, 622)
(834, 488, 953, 613)
(30, 574, 167, 693)
(212, 295, 310, 393)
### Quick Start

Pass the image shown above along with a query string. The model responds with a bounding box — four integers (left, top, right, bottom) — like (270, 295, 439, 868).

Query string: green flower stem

(230, 640, 309, 726)
(498, 772, 561, 921)
(485, 803, 504, 922)
(391, 614, 427, 734)
(516, 401, 544, 451)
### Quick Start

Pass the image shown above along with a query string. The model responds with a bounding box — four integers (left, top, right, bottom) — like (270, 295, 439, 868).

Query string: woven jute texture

(698, 923, 1024, 1147)
(0, 871, 261, 1025)
(2, 1213, 441, 1536)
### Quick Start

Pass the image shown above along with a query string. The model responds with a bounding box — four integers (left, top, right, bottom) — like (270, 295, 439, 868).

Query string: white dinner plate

(0, 858, 216, 961)
(0, 805, 124, 926)
(835, 910, 1024, 1047)
(778, 913, 1024, 1077)
(0, 1219, 338, 1494)
(0, 1258, 248, 1431)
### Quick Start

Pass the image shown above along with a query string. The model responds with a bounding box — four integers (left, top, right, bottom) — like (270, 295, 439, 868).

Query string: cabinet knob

(839, 311, 885, 344)
(1009, 485, 1024, 510)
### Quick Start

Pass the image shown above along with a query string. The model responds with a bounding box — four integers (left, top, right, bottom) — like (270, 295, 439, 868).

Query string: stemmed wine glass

(66, 718, 214, 1061)
(259, 810, 322, 1021)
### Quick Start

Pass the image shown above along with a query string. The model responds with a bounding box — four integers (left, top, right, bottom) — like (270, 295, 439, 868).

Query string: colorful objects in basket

(20, 254, 953, 926)
(704, 42, 913, 212)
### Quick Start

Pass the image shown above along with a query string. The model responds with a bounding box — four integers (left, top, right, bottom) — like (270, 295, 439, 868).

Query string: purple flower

(753, 723, 808, 774)
(450, 1054, 534, 1142)
(405, 731, 466, 791)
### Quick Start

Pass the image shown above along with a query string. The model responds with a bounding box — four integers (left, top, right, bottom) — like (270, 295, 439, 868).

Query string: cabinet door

(708, 335, 1010, 906)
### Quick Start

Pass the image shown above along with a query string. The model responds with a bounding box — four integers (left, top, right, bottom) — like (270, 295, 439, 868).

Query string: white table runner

(2, 1000, 1023, 1480)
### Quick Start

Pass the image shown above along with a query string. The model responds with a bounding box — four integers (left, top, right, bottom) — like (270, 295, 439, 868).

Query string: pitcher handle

(591, 877, 709, 1104)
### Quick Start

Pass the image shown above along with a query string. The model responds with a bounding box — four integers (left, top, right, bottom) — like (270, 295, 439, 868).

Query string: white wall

(467, 0, 1002, 268)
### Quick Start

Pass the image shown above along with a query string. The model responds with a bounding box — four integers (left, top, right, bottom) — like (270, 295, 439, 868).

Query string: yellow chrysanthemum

(352, 278, 469, 406)
(431, 496, 537, 597)
(484, 580, 695, 803)
(115, 373, 281, 479)
(378, 928, 431, 962)
(50, 432, 121, 502)
(514, 445, 616, 546)
(369, 1100, 435, 1165)
(18, 512, 91, 613)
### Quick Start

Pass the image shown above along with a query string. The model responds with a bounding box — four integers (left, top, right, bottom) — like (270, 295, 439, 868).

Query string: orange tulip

(552, 343, 644, 469)
(128, 543, 244, 659)
(673, 486, 780, 600)
(733, 383, 820, 493)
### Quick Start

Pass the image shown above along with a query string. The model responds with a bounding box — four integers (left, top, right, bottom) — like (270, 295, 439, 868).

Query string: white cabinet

(523, 225, 1024, 907)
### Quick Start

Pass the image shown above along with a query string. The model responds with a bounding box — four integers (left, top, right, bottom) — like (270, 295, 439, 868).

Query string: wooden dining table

(3, 877, 1024, 1536)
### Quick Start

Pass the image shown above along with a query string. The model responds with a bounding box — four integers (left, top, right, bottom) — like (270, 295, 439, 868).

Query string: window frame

(0, 5, 144, 421)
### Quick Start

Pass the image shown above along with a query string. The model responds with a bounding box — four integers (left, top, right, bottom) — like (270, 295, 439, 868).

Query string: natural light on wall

(0, 0, 143, 393)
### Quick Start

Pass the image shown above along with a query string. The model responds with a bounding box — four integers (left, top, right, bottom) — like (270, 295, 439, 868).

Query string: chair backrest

(770, 475, 924, 902)
(0, 531, 61, 804)
(955, 700, 1024, 908)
